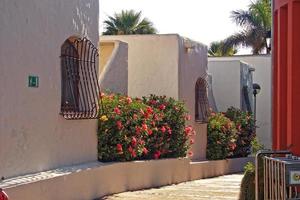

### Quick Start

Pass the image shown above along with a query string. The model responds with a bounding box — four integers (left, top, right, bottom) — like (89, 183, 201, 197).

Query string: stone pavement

(101, 174, 243, 200)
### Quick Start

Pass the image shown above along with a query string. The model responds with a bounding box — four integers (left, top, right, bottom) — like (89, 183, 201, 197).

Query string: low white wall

(209, 55, 272, 148)
(2, 157, 252, 200)
(0, 0, 99, 179)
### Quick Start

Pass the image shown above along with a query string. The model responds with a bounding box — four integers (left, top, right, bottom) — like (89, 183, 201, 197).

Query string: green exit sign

(28, 75, 39, 88)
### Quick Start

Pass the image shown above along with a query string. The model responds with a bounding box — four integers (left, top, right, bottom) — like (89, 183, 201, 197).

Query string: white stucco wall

(99, 40, 128, 94)
(0, 0, 99, 178)
(100, 34, 208, 160)
(178, 38, 208, 160)
(209, 55, 272, 149)
(100, 35, 179, 98)
(208, 60, 242, 111)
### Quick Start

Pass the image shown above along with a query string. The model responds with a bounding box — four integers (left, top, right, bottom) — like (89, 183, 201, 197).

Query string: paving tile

(101, 174, 243, 200)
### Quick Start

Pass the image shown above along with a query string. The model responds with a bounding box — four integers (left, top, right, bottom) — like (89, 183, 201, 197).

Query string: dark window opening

(60, 37, 101, 119)
(195, 77, 209, 123)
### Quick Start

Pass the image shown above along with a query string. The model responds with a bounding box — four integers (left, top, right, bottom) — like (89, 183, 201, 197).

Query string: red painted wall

(273, 0, 300, 155)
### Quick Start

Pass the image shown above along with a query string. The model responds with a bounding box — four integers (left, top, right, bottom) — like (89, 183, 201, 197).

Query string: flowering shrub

(206, 112, 237, 160)
(206, 107, 256, 160)
(225, 107, 255, 158)
(98, 93, 194, 162)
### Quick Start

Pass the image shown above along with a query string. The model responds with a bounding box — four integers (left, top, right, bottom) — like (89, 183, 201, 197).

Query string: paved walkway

(101, 174, 243, 200)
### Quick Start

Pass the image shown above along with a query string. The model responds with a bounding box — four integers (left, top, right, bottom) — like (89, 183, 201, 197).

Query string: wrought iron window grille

(60, 37, 102, 120)
(195, 75, 210, 123)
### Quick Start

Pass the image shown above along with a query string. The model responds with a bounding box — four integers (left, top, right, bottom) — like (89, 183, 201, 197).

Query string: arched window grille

(60, 37, 101, 119)
(195, 77, 210, 122)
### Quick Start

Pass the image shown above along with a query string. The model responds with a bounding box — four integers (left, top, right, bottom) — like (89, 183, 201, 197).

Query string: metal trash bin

(256, 150, 300, 200)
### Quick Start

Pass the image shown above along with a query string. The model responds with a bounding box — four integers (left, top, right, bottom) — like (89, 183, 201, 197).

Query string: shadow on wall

(72, 0, 98, 37)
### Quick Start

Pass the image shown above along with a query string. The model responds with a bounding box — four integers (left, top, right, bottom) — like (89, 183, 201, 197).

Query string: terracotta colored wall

(273, 0, 300, 155)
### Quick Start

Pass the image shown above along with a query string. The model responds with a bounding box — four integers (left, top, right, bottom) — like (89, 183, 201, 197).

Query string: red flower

(161, 126, 166, 133)
(159, 104, 166, 110)
(229, 143, 237, 151)
(153, 151, 161, 159)
(143, 112, 150, 119)
(128, 146, 133, 153)
(188, 151, 194, 157)
(142, 123, 148, 131)
(135, 126, 141, 134)
(131, 137, 137, 146)
(146, 106, 153, 114)
(114, 107, 121, 115)
(116, 144, 123, 152)
(151, 121, 156, 126)
(149, 100, 157, 105)
(139, 140, 145, 145)
(143, 147, 149, 155)
(116, 121, 123, 130)
(236, 124, 241, 131)
(147, 129, 153, 136)
(131, 150, 137, 158)
(184, 126, 193, 135)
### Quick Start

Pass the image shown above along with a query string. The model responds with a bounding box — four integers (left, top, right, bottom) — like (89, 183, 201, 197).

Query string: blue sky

(100, 0, 251, 53)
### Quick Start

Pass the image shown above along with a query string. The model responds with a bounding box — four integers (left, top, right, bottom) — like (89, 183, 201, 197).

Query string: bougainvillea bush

(225, 107, 255, 158)
(98, 93, 194, 162)
(206, 112, 237, 160)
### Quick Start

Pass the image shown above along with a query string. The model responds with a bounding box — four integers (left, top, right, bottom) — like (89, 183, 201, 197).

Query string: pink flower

(126, 97, 133, 104)
(185, 115, 191, 121)
(116, 144, 123, 152)
(131, 137, 137, 146)
(188, 151, 194, 157)
(143, 147, 149, 155)
(133, 114, 138, 120)
(161, 126, 166, 133)
(159, 104, 166, 110)
(116, 121, 123, 130)
(190, 138, 195, 145)
(153, 151, 161, 159)
(114, 107, 121, 115)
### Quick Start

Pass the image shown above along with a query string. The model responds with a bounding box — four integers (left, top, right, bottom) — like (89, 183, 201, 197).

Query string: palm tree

(224, 0, 271, 54)
(102, 10, 157, 35)
(208, 41, 238, 57)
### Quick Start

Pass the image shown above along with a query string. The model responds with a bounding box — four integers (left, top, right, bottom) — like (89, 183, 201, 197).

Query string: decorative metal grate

(60, 37, 101, 119)
(195, 75, 210, 123)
